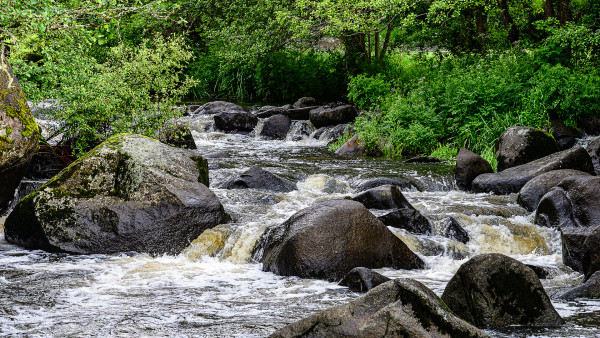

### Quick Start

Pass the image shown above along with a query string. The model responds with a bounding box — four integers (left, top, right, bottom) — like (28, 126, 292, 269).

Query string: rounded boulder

(496, 126, 559, 172)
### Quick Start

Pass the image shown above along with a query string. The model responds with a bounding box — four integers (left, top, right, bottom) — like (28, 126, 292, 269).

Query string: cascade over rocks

(472, 147, 594, 194)
(355, 177, 415, 192)
(496, 126, 559, 172)
(223, 166, 296, 192)
(535, 176, 600, 229)
(441, 253, 564, 329)
(4, 134, 227, 255)
(309, 104, 358, 128)
(254, 199, 424, 281)
(561, 227, 594, 273)
(191, 101, 246, 115)
(272, 279, 488, 337)
(517, 170, 591, 212)
(0, 57, 39, 212)
(338, 267, 391, 292)
(259, 114, 291, 140)
(455, 149, 493, 191)
(213, 111, 259, 133)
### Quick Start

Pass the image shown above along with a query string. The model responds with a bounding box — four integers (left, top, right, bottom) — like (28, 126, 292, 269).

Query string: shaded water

(2, 119, 600, 336)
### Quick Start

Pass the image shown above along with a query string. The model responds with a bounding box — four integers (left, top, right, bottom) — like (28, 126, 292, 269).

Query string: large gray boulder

(253, 199, 424, 281)
(0, 56, 39, 212)
(214, 111, 258, 133)
(441, 253, 563, 329)
(259, 114, 291, 140)
(496, 126, 559, 172)
(223, 166, 296, 192)
(535, 176, 600, 229)
(272, 279, 488, 337)
(472, 147, 594, 194)
(455, 149, 493, 191)
(191, 101, 245, 115)
(517, 169, 591, 212)
(4, 134, 227, 255)
(309, 104, 358, 128)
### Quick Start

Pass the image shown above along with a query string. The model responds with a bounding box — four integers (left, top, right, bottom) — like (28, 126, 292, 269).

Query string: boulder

(440, 217, 470, 244)
(586, 136, 600, 171)
(517, 169, 591, 212)
(0, 56, 39, 212)
(496, 126, 559, 172)
(223, 166, 296, 192)
(259, 114, 291, 140)
(441, 253, 564, 329)
(292, 97, 319, 108)
(254, 199, 424, 281)
(352, 184, 413, 210)
(582, 226, 600, 280)
(157, 123, 196, 149)
(455, 149, 493, 191)
(472, 147, 594, 194)
(213, 111, 259, 133)
(335, 134, 381, 157)
(191, 101, 246, 115)
(283, 107, 314, 120)
(338, 267, 391, 292)
(550, 119, 581, 141)
(581, 115, 600, 136)
(256, 106, 288, 118)
(557, 271, 600, 300)
(561, 227, 593, 273)
(355, 177, 414, 192)
(272, 279, 488, 337)
(557, 137, 577, 151)
(535, 176, 600, 229)
(309, 104, 358, 128)
(4, 134, 227, 255)
(378, 209, 432, 235)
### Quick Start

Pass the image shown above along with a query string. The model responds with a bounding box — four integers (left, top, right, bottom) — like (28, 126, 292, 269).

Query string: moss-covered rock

(0, 56, 39, 211)
(272, 279, 488, 337)
(4, 134, 226, 255)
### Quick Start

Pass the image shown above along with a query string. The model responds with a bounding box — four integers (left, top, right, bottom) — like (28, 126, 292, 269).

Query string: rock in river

(496, 126, 559, 172)
(441, 253, 563, 329)
(517, 169, 591, 212)
(338, 267, 391, 292)
(223, 166, 296, 192)
(254, 199, 424, 281)
(272, 279, 488, 337)
(472, 147, 593, 194)
(4, 134, 227, 255)
(0, 56, 39, 212)
(455, 148, 493, 191)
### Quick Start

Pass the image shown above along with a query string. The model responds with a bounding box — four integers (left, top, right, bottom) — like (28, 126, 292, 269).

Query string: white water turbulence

(2, 120, 600, 337)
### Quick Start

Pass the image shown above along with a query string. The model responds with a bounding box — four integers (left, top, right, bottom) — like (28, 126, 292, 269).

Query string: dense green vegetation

(2, 0, 599, 159)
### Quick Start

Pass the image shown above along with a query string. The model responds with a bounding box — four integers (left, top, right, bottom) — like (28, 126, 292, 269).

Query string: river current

(2, 117, 600, 337)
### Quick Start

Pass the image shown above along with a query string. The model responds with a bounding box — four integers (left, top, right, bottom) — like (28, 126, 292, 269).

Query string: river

(1, 116, 600, 336)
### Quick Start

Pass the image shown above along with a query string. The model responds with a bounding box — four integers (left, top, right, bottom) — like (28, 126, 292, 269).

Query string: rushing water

(2, 117, 600, 337)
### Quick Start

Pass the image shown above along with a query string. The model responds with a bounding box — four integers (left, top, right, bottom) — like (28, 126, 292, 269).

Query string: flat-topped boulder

(472, 147, 593, 194)
(253, 199, 423, 281)
(4, 134, 227, 255)
(309, 104, 358, 128)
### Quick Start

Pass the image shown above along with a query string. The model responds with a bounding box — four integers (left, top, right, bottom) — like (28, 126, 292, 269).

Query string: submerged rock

(338, 267, 391, 292)
(496, 126, 559, 172)
(518, 169, 591, 212)
(441, 253, 563, 329)
(254, 199, 424, 281)
(4, 134, 227, 255)
(223, 166, 296, 192)
(272, 279, 488, 337)
(472, 147, 593, 194)
(535, 176, 600, 229)
(0, 56, 39, 212)
(355, 177, 414, 192)
(455, 149, 493, 191)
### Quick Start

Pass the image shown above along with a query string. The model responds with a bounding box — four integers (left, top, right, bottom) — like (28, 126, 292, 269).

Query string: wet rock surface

(254, 199, 424, 281)
(259, 114, 291, 140)
(562, 226, 594, 273)
(472, 147, 594, 194)
(338, 267, 391, 292)
(518, 169, 591, 212)
(272, 279, 488, 337)
(355, 177, 415, 192)
(441, 253, 563, 329)
(309, 104, 358, 128)
(223, 166, 296, 192)
(214, 111, 259, 133)
(455, 149, 493, 191)
(496, 126, 559, 172)
(4, 134, 227, 255)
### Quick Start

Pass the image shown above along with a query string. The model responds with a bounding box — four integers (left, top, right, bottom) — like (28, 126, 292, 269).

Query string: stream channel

(2, 115, 600, 337)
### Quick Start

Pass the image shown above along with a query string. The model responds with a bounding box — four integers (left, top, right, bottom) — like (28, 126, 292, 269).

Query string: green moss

(191, 155, 209, 186)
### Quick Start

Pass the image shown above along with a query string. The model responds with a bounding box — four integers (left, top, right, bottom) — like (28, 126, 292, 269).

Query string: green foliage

(430, 143, 458, 161)
(328, 130, 354, 152)
(347, 74, 391, 110)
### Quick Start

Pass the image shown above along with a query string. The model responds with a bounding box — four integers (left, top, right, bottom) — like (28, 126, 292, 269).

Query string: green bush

(347, 74, 391, 110)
